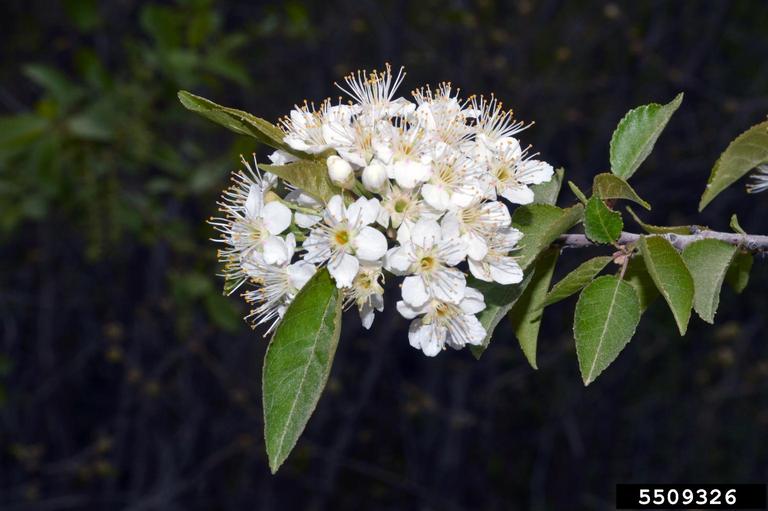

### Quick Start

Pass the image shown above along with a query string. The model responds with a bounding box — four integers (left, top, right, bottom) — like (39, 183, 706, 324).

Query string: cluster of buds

(212, 65, 554, 356)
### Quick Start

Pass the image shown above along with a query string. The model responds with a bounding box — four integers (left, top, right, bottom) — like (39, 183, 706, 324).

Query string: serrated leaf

(681, 239, 737, 324)
(568, 180, 588, 204)
(725, 252, 753, 294)
(610, 93, 683, 180)
(470, 273, 533, 359)
(574, 275, 641, 385)
(542, 256, 613, 307)
(626, 206, 692, 235)
(624, 254, 658, 311)
(699, 121, 768, 210)
(593, 173, 651, 210)
(178, 90, 311, 159)
(509, 248, 559, 369)
(263, 268, 342, 474)
(511, 203, 584, 270)
(730, 214, 746, 235)
(532, 167, 564, 205)
(638, 235, 694, 335)
(584, 197, 623, 244)
(261, 160, 340, 203)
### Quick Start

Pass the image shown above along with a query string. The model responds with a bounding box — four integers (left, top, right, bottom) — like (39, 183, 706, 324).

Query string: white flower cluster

(212, 64, 553, 356)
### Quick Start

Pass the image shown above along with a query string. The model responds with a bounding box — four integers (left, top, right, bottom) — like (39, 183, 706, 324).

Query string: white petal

(284, 232, 296, 257)
(359, 302, 375, 329)
(410, 219, 441, 250)
(437, 240, 467, 267)
(402, 276, 430, 307)
(500, 184, 535, 205)
(326, 195, 345, 223)
(287, 261, 316, 290)
(408, 320, 445, 357)
(295, 212, 321, 228)
(455, 314, 486, 347)
(328, 252, 359, 288)
(489, 257, 524, 285)
(481, 201, 512, 228)
(302, 231, 330, 263)
(396, 299, 424, 320)
(440, 213, 461, 239)
(519, 160, 554, 185)
(460, 287, 486, 314)
(462, 232, 488, 261)
(430, 267, 466, 304)
(245, 184, 263, 219)
(384, 246, 413, 275)
(392, 160, 430, 189)
(421, 183, 451, 211)
(468, 258, 492, 282)
(353, 226, 388, 261)
(268, 150, 296, 165)
(262, 235, 291, 265)
(262, 201, 292, 235)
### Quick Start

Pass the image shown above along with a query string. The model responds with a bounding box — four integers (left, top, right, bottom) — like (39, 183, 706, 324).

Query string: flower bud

(362, 160, 388, 192)
(327, 155, 354, 188)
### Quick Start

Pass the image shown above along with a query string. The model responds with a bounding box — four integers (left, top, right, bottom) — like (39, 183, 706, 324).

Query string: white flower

(268, 150, 297, 165)
(384, 219, 467, 307)
(467, 227, 524, 285)
(281, 101, 332, 154)
(481, 135, 552, 204)
(747, 163, 768, 194)
(412, 83, 473, 147)
(304, 195, 388, 288)
(361, 159, 388, 192)
(420, 147, 483, 211)
(346, 263, 385, 329)
(335, 63, 414, 119)
(441, 200, 511, 261)
(327, 155, 355, 188)
(243, 234, 317, 333)
(396, 287, 486, 356)
(374, 121, 432, 189)
(210, 158, 293, 293)
(322, 114, 380, 167)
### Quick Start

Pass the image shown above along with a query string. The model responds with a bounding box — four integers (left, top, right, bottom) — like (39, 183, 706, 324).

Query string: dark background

(1, 1, 767, 509)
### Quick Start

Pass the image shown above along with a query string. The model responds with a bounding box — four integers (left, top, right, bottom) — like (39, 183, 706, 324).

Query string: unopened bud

(327, 155, 354, 188)
(362, 160, 388, 192)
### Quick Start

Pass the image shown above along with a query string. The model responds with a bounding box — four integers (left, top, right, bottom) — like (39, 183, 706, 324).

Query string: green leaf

(263, 268, 342, 473)
(24, 64, 84, 106)
(729, 214, 746, 235)
(574, 275, 641, 385)
(638, 236, 694, 335)
(699, 121, 768, 210)
(626, 206, 693, 235)
(542, 256, 613, 307)
(725, 252, 753, 294)
(610, 93, 683, 180)
(509, 248, 559, 369)
(592, 173, 651, 210)
(532, 167, 564, 205)
(624, 254, 659, 311)
(178, 90, 310, 159)
(261, 160, 340, 203)
(511, 203, 584, 270)
(584, 197, 623, 244)
(470, 273, 533, 359)
(568, 180, 588, 204)
(681, 239, 737, 324)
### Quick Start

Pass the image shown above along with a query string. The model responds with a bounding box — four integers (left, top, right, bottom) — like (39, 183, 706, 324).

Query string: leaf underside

(593, 173, 651, 210)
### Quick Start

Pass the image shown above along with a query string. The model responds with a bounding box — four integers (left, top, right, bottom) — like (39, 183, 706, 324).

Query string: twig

(557, 230, 768, 253)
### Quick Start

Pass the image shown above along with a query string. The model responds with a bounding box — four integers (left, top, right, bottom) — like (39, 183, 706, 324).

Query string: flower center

(334, 229, 351, 246)
(394, 199, 408, 213)
(419, 256, 436, 271)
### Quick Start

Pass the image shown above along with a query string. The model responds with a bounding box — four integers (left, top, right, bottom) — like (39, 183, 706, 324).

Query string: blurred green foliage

(0, 0, 253, 332)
